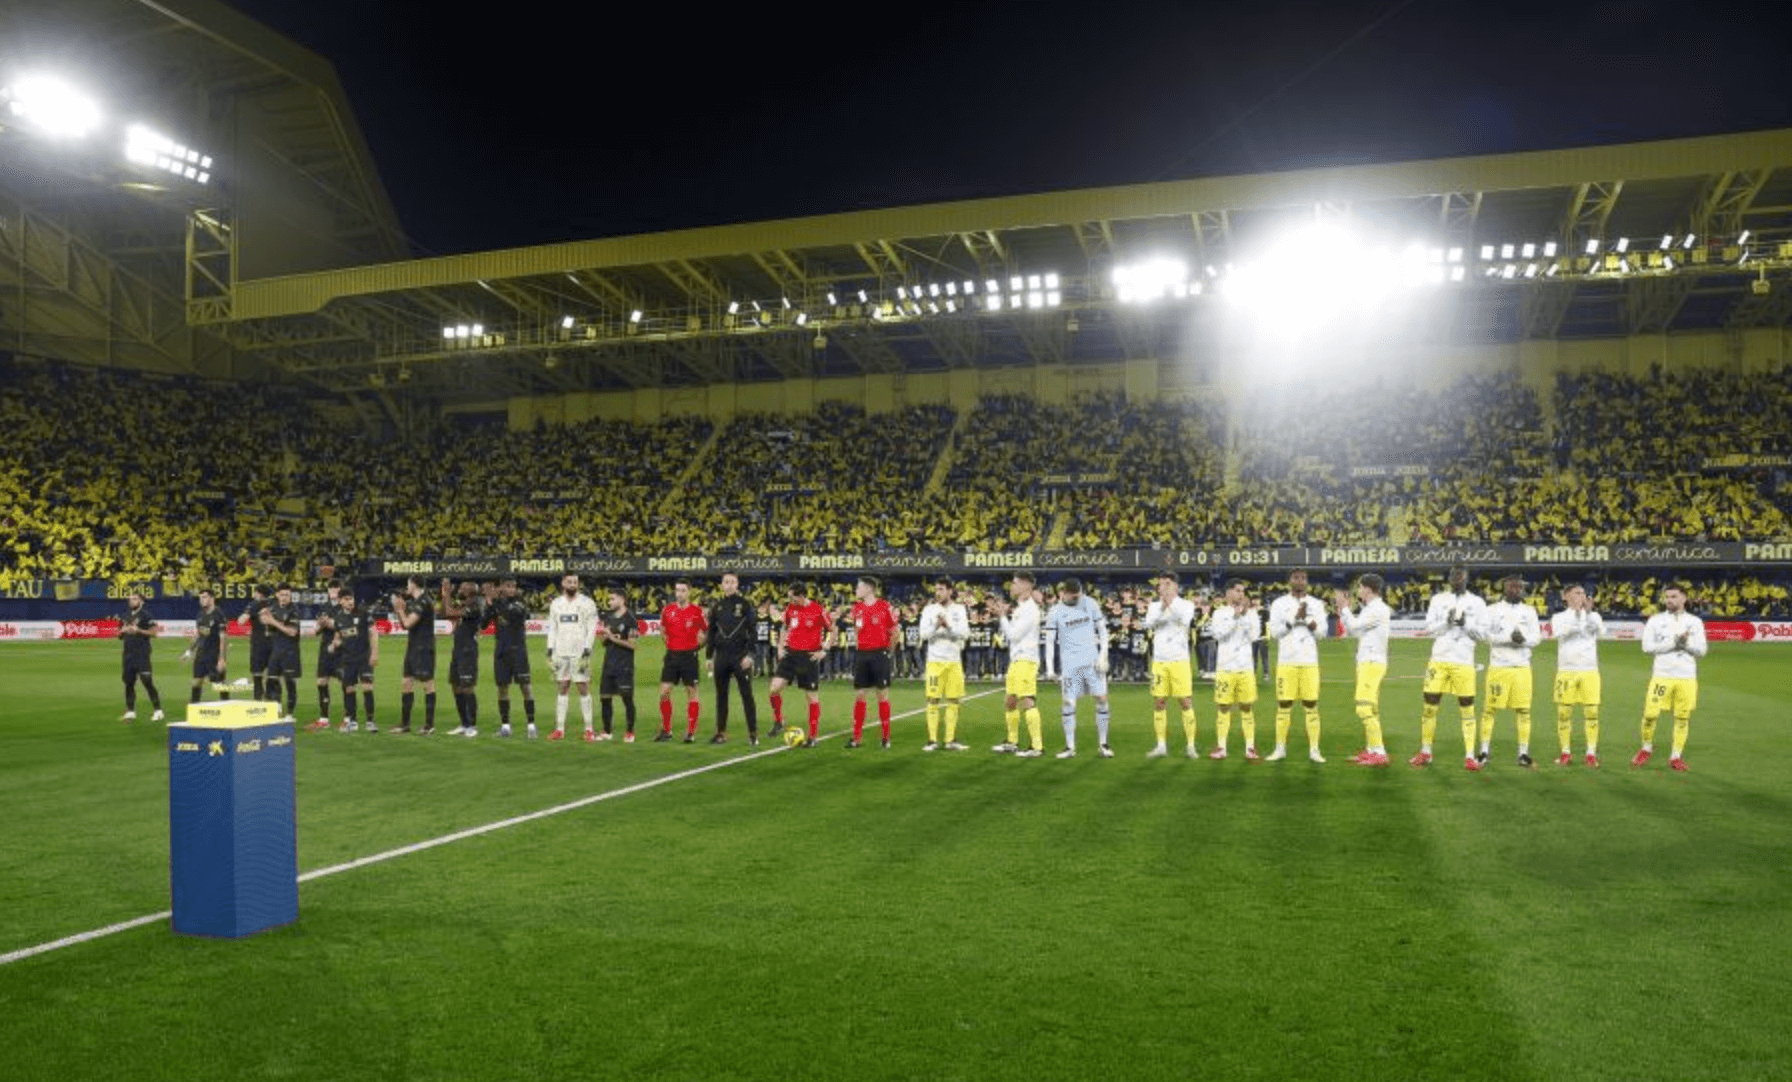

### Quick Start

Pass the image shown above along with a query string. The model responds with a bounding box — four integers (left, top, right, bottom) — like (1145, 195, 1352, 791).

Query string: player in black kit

(392, 575, 438, 734)
(329, 590, 379, 731)
(238, 584, 272, 703)
(594, 587, 639, 741)
(260, 583, 303, 721)
(188, 587, 230, 707)
(308, 580, 345, 731)
(706, 572, 760, 745)
(119, 589, 164, 722)
(443, 579, 486, 736)
(489, 577, 537, 738)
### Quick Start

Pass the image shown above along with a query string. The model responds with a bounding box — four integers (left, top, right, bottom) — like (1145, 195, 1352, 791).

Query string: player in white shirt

(1549, 584, 1604, 767)
(1267, 568, 1328, 763)
(918, 578, 971, 750)
(1143, 571, 1199, 759)
(1207, 579, 1262, 760)
(986, 571, 1045, 757)
(1334, 572, 1392, 766)
(1478, 574, 1543, 768)
(546, 573, 600, 740)
(1413, 565, 1490, 770)
(1634, 583, 1706, 772)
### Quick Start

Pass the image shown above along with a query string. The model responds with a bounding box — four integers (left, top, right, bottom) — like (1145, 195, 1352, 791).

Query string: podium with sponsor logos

(167, 701, 298, 938)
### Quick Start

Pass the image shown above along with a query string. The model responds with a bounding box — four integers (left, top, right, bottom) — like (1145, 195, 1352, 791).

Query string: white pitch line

(0, 688, 1001, 968)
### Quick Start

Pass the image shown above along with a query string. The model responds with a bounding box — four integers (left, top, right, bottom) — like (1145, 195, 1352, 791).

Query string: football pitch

(1, 637, 1786, 1082)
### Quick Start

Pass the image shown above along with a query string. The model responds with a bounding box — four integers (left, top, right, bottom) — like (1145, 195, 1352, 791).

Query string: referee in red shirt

(657, 579, 709, 743)
(847, 576, 898, 748)
(769, 582, 831, 746)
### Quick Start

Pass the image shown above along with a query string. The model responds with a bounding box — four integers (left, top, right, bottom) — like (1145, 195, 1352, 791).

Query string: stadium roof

(2, 3, 1789, 397)
(0, 0, 404, 373)
(198, 127, 1792, 397)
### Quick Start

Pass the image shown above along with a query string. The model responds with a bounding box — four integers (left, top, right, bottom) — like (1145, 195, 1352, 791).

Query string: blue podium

(168, 702, 298, 938)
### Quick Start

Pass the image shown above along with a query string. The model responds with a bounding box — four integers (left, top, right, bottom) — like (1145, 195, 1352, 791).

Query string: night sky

(229, 0, 1792, 258)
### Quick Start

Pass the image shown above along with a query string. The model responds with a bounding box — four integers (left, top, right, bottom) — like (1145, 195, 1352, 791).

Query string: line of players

(137, 565, 1707, 769)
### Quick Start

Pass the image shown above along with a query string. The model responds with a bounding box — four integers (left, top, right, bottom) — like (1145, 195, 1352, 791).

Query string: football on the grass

(782, 726, 807, 748)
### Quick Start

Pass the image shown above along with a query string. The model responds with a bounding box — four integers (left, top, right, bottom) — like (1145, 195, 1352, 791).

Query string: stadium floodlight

(1009, 276, 1023, 292)
(781, 296, 791, 309)
(1738, 230, 1751, 246)
(1045, 290, 1061, 307)
(945, 282, 957, 296)
(1615, 237, 1630, 253)
(1450, 266, 1466, 282)
(560, 315, 575, 329)
(1447, 247, 1463, 263)
(945, 299, 957, 313)
(453, 325, 469, 339)
(1664, 255, 1677, 270)
(1500, 244, 1516, 260)
(1113, 257, 1189, 304)
(985, 294, 1003, 312)
(795, 312, 808, 326)
(1026, 274, 1041, 290)
(1009, 294, 1025, 309)
(1044, 272, 1060, 290)
(927, 301, 939, 314)
(962, 280, 975, 294)
(1524, 263, 1538, 278)
(1546, 262, 1560, 276)
(1543, 241, 1558, 258)
(985, 279, 1000, 294)
(928, 283, 940, 298)
(896, 286, 908, 299)
(1585, 239, 1600, 255)
(124, 125, 214, 185)
(727, 301, 739, 314)
(1659, 234, 1674, 250)
(1501, 264, 1517, 280)
(1480, 245, 1495, 261)
(857, 289, 869, 303)
(629, 310, 642, 323)
(4, 76, 101, 138)
(1205, 265, 1219, 278)
(750, 300, 762, 312)
(1618, 257, 1631, 273)
(827, 292, 837, 305)
(471, 323, 484, 336)
(1682, 233, 1696, 249)
(442, 327, 455, 340)
(1521, 243, 1536, 259)
(1026, 291, 1044, 309)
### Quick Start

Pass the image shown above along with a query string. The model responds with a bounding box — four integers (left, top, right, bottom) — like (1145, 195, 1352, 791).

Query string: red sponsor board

(59, 619, 120, 640)
(1706, 621, 1792, 642)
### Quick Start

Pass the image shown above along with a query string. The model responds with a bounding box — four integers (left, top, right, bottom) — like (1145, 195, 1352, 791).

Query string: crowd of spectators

(4, 358, 1790, 600)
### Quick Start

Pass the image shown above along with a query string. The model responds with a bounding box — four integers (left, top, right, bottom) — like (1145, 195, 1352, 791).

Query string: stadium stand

(4, 358, 1790, 596)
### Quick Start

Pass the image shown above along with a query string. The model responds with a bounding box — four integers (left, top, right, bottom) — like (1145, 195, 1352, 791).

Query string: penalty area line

(0, 688, 1002, 968)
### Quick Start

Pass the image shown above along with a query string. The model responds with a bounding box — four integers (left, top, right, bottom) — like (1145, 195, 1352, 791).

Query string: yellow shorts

(1354, 661, 1387, 706)
(1644, 676, 1698, 718)
(1214, 670, 1257, 707)
(926, 660, 965, 702)
(1151, 659, 1193, 700)
(1275, 663, 1320, 703)
(1423, 660, 1477, 698)
(1553, 670, 1602, 707)
(1484, 666, 1533, 710)
(1005, 659, 1038, 700)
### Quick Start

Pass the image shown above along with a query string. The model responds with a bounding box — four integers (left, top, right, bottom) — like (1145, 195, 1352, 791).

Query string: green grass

(1, 635, 1788, 1082)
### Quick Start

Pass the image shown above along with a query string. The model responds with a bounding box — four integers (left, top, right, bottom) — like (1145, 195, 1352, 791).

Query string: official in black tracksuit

(706, 573, 760, 743)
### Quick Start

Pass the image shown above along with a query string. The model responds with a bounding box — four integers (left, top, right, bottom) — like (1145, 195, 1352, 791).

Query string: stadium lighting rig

(2, 73, 217, 191)
(2, 75, 101, 138)
(125, 125, 212, 185)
